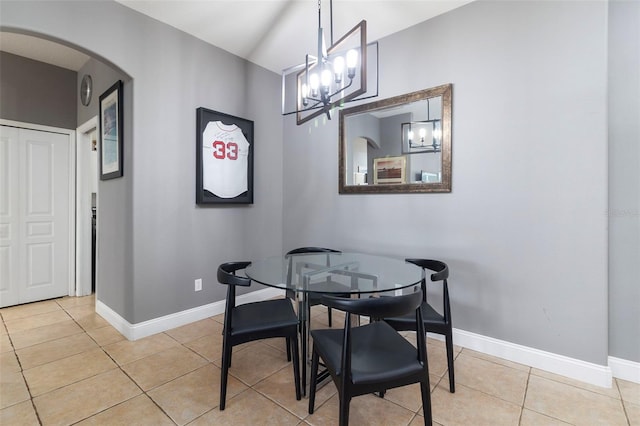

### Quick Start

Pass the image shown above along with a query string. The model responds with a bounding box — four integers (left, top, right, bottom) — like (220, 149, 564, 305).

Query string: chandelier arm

(326, 79, 355, 100)
(302, 79, 354, 105)
(300, 98, 324, 110)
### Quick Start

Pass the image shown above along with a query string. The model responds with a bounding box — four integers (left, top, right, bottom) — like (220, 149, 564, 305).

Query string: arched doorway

(0, 30, 130, 305)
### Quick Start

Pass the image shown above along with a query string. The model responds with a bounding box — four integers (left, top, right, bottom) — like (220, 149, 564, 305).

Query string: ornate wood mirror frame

(339, 83, 452, 193)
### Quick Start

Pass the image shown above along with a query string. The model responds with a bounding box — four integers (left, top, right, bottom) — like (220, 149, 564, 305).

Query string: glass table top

(245, 252, 422, 294)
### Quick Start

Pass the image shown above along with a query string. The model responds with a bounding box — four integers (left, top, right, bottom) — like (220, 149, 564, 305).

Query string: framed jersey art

(196, 108, 254, 204)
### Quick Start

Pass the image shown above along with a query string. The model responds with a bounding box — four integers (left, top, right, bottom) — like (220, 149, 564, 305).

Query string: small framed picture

(196, 108, 254, 204)
(373, 156, 406, 184)
(99, 80, 123, 180)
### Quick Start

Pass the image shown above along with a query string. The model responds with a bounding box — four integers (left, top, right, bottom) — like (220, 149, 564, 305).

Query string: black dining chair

(308, 291, 432, 426)
(217, 262, 301, 410)
(285, 247, 349, 327)
(382, 258, 455, 393)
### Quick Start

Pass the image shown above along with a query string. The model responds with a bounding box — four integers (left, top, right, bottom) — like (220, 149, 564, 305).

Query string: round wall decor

(80, 74, 93, 106)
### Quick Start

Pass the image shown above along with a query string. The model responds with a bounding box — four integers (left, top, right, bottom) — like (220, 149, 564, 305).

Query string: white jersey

(202, 121, 250, 198)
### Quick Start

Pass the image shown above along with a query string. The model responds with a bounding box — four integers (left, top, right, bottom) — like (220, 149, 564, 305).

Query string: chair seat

(311, 321, 423, 386)
(384, 301, 445, 328)
(231, 298, 298, 336)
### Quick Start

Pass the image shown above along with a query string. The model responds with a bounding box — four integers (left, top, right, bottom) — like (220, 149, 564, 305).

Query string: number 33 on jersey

(202, 121, 250, 198)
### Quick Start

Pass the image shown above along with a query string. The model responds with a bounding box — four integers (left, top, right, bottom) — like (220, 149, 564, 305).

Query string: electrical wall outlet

(195, 278, 202, 291)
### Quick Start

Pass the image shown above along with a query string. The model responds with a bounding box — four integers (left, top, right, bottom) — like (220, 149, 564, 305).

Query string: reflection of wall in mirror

(352, 137, 368, 185)
(345, 114, 379, 184)
(428, 97, 442, 121)
(407, 152, 442, 183)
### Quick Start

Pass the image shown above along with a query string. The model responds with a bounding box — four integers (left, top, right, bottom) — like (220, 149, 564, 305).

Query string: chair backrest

(406, 258, 448, 282)
(285, 247, 341, 256)
(321, 291, 422, 319)
(285, 247, 342, 297)
(217, 262, 252, 332)
(406, 258, 450, 321)
(217, 261, 252, 287)
(322, 290, 427, 379)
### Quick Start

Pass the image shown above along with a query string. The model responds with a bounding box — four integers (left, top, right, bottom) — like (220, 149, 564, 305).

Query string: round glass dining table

(245, 252, 422, 294)
(245, 252, 422, 394)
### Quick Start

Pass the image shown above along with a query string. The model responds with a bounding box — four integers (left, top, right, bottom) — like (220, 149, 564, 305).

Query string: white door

(0, 125, 72, 307)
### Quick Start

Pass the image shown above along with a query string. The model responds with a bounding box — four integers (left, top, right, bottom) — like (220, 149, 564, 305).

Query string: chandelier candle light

(291, 0, 368, 125)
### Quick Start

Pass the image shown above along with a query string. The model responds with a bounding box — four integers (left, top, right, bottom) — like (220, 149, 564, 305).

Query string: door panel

(26, 140, 54, 215)
(0, 125, 71, 307)
(0, 126, 19, 306)
(27, 243, 54, 287)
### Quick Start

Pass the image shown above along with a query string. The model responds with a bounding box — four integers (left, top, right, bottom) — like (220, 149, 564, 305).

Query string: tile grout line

(517, 367, 532, 425)
(613, 378, 632, 426)
(2, 317, 45, 426)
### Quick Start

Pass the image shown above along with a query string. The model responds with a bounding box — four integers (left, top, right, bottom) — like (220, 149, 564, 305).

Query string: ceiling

(0, 32, 91, 71)
(1, 0, 472, 73)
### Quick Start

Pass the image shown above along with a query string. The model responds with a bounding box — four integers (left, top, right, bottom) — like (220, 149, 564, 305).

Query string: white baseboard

(452, 328, 613, 388)
(95, 287, 285, 341)
(608, 356, 640, 384)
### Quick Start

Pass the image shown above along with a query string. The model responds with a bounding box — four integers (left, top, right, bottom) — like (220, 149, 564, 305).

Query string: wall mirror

(339, 83, 452, 193)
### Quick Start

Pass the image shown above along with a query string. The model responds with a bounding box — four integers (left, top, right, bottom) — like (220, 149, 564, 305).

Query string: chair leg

(338, 390, 351, 426)
(301, 318, 307, 396)
(220, 341, 232, 410)
(420, 379, 433, 425)
(445, 330, 455, 393)
(286, 337, 292, 362)
(301, 299, 312, 396)
(291, 335, 302, 401)
(308, 348, 320, 414)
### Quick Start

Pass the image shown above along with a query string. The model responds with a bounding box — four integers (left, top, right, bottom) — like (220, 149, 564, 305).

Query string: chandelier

(283, 0, 369, 125)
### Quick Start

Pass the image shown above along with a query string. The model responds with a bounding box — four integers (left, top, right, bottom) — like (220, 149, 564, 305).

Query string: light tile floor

(1, 295, 638, 425)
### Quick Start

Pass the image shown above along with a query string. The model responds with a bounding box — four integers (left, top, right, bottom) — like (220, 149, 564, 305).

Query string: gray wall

(1, 0, 284, 324)
(0, 51, 76, 128)
(283, 0, 610, 365)
(608, 0, 640, 362)
(76, 58, 133, 319)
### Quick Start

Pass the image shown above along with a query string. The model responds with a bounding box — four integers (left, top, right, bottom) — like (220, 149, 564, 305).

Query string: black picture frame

(99, 80, 124, 180)
(196, 108, 254, 204)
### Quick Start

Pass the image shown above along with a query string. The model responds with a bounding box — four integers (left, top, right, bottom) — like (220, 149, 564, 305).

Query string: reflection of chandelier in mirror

(407, 128, 427, 145)
(283, 0, 369, 125)
(407, 98, 442, 151)
(407, 123, 441, 151)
